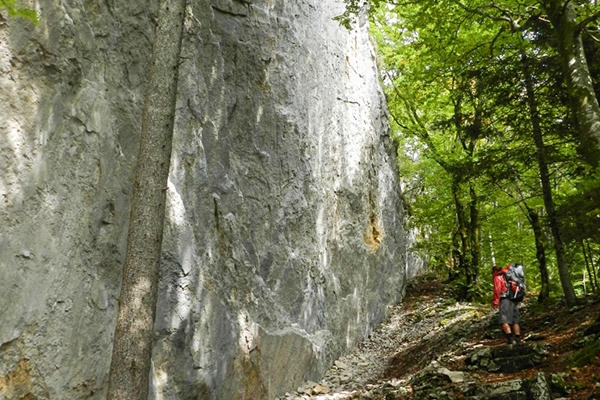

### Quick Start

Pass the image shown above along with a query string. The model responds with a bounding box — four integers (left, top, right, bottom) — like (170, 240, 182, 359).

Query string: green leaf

(1, 0, 39, 25)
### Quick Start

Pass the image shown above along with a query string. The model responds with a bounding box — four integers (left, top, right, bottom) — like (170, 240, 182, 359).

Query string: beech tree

(368, 1, 500, 299)
(543, 0, 600, 166)
(520, 50, 573, 304)
(107, 1, 186, 398)
(339, 0, 600, 165)
(343, 0, 598, 305)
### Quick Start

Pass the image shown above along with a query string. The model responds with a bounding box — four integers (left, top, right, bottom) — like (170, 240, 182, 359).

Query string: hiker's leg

(499, 299, 516, 343)
(512, 324, 521, 336)
(512, 323, 521, 343)
(512, 303, 521, 342)
(501, 322, 514, 343)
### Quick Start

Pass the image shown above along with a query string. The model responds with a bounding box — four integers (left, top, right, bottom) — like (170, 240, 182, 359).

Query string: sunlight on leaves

(0, 0, 38, 25)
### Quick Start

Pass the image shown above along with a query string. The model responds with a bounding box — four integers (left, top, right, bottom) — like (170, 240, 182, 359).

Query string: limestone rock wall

(0, 1, 416, 399)
(0, 1, 155, 398)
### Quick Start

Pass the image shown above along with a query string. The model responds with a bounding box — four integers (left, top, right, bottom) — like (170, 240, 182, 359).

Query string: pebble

(277, 296, 484, 400)
(277, 303, 416, 399)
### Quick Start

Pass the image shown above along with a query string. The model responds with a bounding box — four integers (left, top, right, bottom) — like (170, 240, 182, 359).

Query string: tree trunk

(528, 208, 550, 302)
(107, 1, 186, 399)
(468, 183, 480, 287)
(452, 178, 472, 299)
(588, 241, 599, 291)
(545, 0, 600, 166)
(522, 52, 578, 306)
(450, 233, 462, 282)
(583, 240, 598, 293)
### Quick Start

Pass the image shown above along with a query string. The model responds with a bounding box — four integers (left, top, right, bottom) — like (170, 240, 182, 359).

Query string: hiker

(492, 265, 521, 344)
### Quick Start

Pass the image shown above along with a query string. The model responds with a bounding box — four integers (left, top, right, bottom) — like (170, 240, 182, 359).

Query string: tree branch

(452, 0, 521, 30)
(384, 69, 451, 170)
(576, 10, 600, 36)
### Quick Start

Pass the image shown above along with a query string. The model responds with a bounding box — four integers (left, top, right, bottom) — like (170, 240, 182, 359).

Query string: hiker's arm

(492, 276, 502, 309)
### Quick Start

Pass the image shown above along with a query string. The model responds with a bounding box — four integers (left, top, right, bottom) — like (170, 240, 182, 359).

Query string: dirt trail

(279, 274, 600, 399)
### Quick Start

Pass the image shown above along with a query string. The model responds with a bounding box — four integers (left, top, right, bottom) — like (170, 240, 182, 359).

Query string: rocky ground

(278, 273, 600, 399)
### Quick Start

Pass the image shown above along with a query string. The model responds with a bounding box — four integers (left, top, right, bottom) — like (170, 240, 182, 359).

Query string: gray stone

(466, 343, 549, 373)
(439, 367, 465, 384)
(0, 0, 415, 399)
(463, 373, 552, 400)
(485, 379, 528, 399)
(529, 372, 551, 400)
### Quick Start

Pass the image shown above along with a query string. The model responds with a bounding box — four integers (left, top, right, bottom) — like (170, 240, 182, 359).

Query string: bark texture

(524, 54, 577, 306)
(545, 0, 600, 166)
(107, 1, 187, 399)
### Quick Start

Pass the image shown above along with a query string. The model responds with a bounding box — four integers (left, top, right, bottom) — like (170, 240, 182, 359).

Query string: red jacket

(492, 266, 509, 309)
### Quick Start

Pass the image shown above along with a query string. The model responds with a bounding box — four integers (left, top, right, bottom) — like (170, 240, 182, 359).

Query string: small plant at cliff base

(0, 0, 38, 24)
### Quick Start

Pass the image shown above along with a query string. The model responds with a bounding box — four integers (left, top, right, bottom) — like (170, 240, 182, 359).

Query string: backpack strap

(500, 271, 510, 298)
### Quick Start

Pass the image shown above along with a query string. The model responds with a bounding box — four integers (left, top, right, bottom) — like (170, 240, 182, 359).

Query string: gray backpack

(504, 263, 526, 302)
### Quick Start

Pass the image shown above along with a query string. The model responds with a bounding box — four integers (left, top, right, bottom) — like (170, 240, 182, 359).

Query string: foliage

(345, 0, 600, 303)
(571, 337, 600, 368)
(333, 0, 382, 29)
(0, 0, 38, 24)
(557, 167, 600, 243)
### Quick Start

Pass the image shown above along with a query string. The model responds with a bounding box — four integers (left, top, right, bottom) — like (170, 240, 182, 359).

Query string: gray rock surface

(0, 1, 415, 399)
(276, 279, 556, 400)
(466, 342, 549, 373)
(1, 1, 154, 399)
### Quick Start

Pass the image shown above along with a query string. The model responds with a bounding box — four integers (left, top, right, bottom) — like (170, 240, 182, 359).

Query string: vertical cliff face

(0, 1, 416, 399)
(0, 2, 154, 399)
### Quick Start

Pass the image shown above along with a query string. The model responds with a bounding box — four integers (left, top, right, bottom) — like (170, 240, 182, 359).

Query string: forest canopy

(340, 0, 600, 306)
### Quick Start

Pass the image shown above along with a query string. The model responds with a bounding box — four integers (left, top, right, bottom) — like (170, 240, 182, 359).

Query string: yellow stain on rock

(364, 211, 382, 253)
(0, 358, 36, 399)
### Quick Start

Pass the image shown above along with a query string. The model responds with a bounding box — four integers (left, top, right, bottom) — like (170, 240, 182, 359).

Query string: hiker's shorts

(498, 297, 520, 325)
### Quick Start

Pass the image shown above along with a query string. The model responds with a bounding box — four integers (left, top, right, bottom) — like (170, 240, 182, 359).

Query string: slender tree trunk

(522, 52, 578, 306)
(487, 231, 496, 266)
(588, 241, 599, 292)
(468, 183, 480, 286)
(528, 208, 550, 302)
(497, 129, 550, 302)
(450, 233, 462, 282)
(452, 178, 473, 299)
(545, 0, 600, 166)
(583, 244, 595, 293)
(583, 240, 598, 293)
(450, 94, 481, 299)
(107, 1, 186, 399)
(495, 87, 551, 302)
